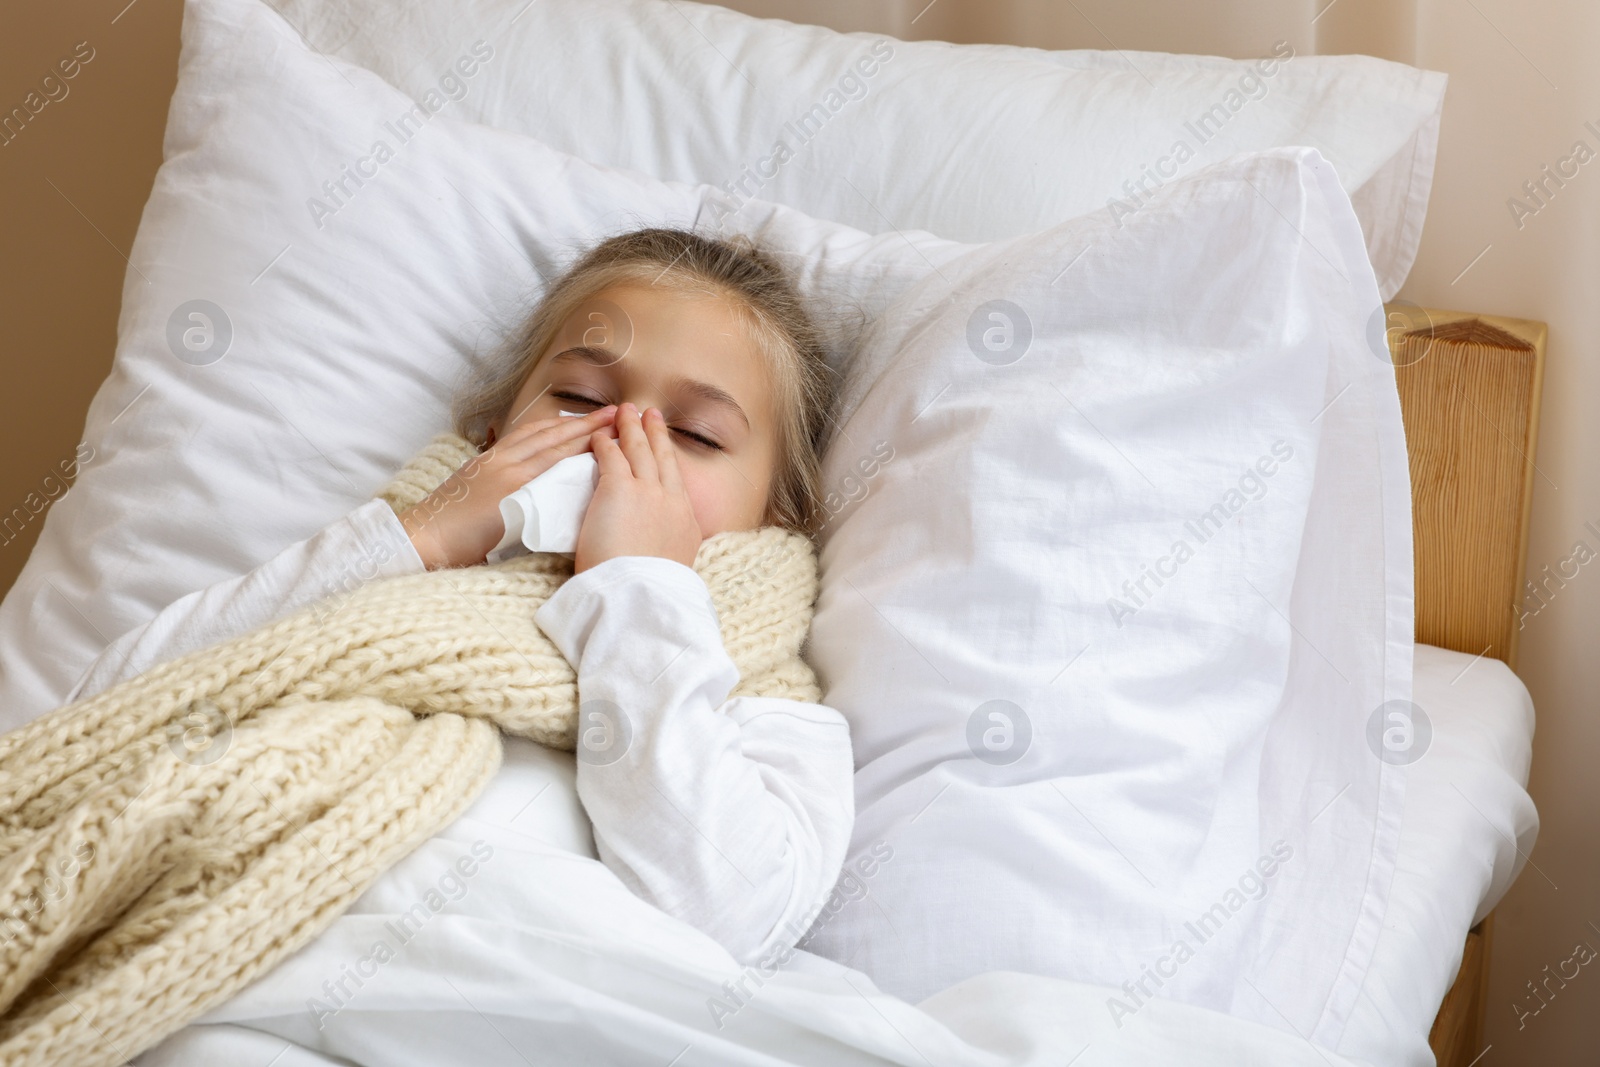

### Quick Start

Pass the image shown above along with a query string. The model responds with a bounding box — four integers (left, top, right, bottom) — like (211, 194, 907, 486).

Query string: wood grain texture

(1429, 920, 1489, 1066)
(1388, 304, 1545, 1067)
(1389, 304, 1547, 669)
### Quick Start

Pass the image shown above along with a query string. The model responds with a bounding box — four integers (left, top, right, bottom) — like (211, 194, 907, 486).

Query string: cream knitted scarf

(0, 431, 820, 1067)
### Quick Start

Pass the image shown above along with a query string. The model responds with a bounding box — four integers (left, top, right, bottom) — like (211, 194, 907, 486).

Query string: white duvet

(134, 738, 1368, 1067)
(135, 637, 1533, 1067)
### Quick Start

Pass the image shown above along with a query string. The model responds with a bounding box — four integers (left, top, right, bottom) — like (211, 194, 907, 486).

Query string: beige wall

(0, 0, 183, 609)
(3, 0, 1593, 1061)
(1410, 0, 1600, 1058)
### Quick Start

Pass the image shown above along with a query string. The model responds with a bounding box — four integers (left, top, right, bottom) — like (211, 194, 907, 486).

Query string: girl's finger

(590, 429, 630, 481)
(615, 403, 657, 483)
(510, 421, 606, 477)
(495, 406, 617, 459)
(643, 408, 685, 494)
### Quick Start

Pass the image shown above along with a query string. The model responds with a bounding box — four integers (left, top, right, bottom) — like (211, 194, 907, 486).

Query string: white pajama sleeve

(65, 498, 425, 704)
(534, 555, 855, 966)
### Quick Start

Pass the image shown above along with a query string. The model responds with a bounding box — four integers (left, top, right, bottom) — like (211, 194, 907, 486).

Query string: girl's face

(492, 282, 779, 539)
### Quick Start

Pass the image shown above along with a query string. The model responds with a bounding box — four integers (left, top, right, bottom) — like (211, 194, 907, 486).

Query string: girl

(66, 228, 854, 967)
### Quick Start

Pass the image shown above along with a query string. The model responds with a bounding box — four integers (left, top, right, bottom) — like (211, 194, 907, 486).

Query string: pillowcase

(0, 0, 971, 728)
(798, 144, 1412, 1048)
(262, 0, 1445, 300)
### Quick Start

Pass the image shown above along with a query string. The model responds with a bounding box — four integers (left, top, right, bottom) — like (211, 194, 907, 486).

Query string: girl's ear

(483, 425, 497, 451)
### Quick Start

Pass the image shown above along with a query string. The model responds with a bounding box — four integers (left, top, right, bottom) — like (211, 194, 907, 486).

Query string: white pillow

(263, 0, 1444, 300)
(799, 144, 1412, 1046)
(0, 0, 971, 728)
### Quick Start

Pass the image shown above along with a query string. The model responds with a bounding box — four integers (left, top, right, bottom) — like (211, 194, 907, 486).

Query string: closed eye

(552, 390, 605, 408)
(673, 426, 723, 451)
(557, 391, 723, 451)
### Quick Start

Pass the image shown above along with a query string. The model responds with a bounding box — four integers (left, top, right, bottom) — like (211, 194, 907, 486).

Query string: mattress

(132, 642, 1536, 1066)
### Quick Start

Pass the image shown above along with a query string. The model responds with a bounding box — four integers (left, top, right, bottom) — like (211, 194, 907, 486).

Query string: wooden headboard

(1388, 303, 1548, 673)
(1386, 302, 1548, 1067)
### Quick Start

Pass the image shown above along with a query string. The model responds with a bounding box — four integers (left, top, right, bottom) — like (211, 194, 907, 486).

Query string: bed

(0, 1, 1542, 1064)
(130, 306, 1546, 1067)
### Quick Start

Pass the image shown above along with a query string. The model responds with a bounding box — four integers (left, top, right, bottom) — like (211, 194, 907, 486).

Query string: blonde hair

(451, 228, 834, 535)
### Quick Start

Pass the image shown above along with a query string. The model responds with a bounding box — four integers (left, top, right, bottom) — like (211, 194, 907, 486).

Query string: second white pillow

(265, 0, 1446, 300)
(802, 145, 1413, 1050)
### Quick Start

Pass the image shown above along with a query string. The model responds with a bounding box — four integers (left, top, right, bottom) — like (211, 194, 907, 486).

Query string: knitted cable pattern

(0, 431, 820, 1066)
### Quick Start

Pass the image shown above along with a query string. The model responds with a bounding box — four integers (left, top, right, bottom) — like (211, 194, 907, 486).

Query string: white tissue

(487, 452, 599, 561)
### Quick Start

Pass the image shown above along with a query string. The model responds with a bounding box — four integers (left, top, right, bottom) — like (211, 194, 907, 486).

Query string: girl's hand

(400, 406, 617, 570)
(574, 403, 702, 574)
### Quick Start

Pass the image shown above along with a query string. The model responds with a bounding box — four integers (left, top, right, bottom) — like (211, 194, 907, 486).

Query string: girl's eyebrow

(551, 345, 624, 368)
(662, 374, 750, 431)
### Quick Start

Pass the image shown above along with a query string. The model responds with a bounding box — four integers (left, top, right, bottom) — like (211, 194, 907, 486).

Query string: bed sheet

(132, 644, 1533, 1067)
(1336, 642, 1537, 1066)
